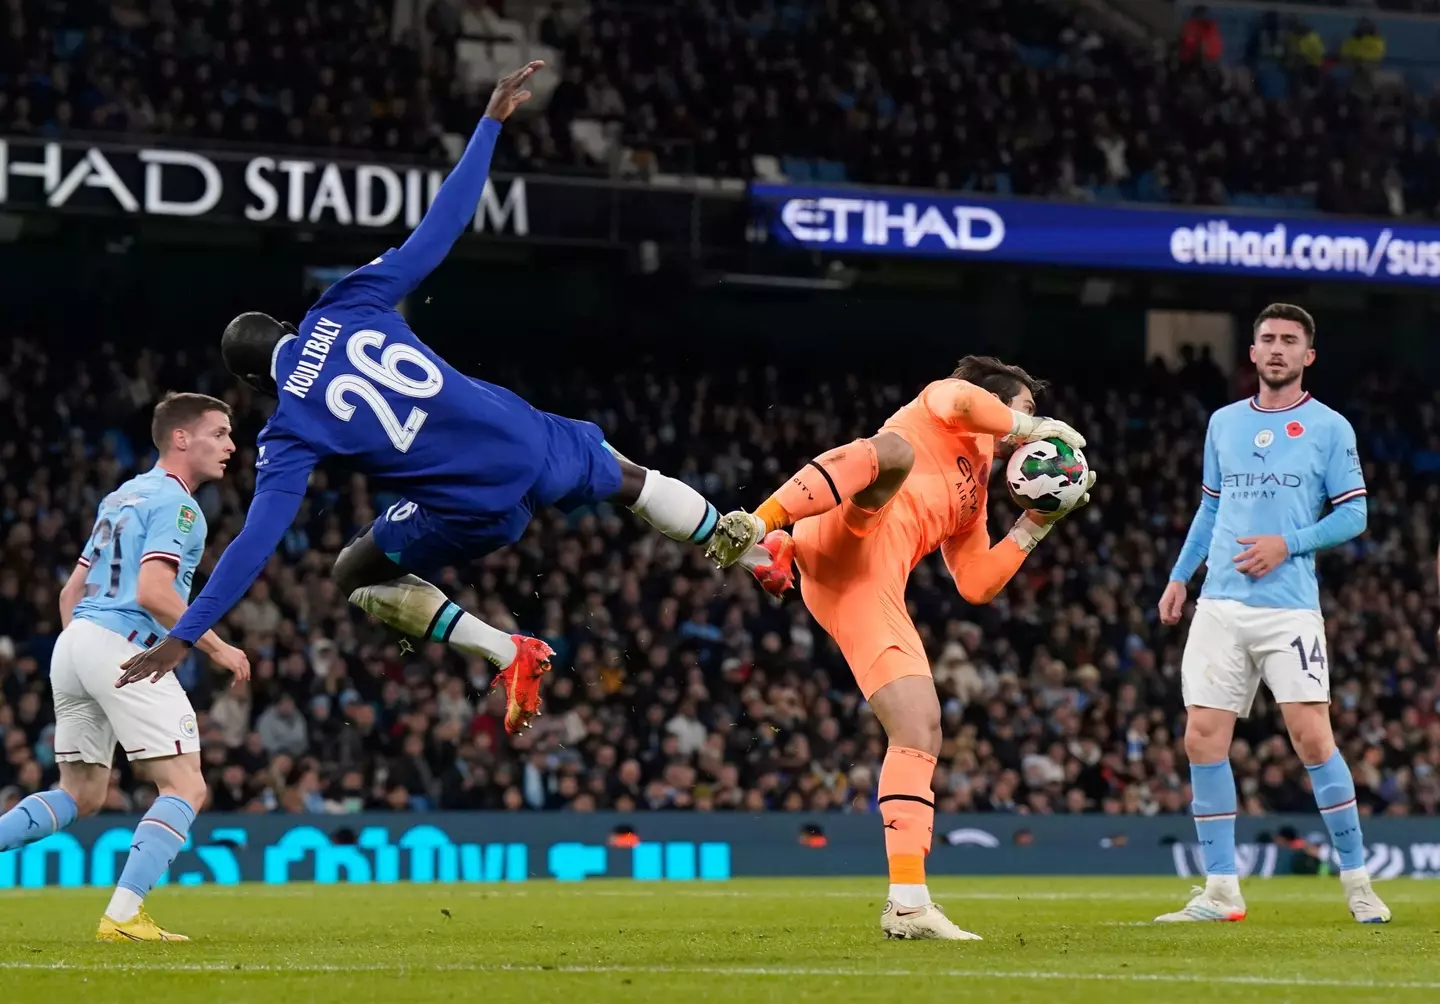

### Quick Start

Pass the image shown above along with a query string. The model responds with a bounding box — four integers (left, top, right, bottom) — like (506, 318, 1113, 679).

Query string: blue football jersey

(253, 254, 548, 517)
(173, 116, 564, 646)
(1197, 393, 1366, 610)
(72, 467, 208, 643)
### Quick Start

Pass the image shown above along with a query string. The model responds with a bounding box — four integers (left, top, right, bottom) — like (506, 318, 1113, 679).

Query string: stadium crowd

(0, 334, 1438, 820)
(6, 0, 1440, 215)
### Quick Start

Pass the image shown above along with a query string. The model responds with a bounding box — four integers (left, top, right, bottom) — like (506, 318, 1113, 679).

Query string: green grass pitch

(2, 877, 1437, 1004)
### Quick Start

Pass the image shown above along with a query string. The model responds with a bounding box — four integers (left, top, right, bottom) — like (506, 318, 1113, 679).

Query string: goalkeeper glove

(1009, 412, 1086, 450)
(1005, 470, 1097, 553)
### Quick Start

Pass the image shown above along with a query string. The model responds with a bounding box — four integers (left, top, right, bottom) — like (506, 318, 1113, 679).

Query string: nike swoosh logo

(894, 907, 927, 918)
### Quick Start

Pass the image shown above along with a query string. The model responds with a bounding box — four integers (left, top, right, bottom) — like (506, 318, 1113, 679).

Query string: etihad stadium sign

(0, 136, 527, 234)
(752, 182, 1440, 285)
(0, 135, 742, 251)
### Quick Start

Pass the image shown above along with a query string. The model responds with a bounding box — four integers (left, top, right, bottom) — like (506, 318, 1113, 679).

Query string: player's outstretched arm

(941, 471, 1096, 605)
(134, 561, 251, 683)
(116, 490, 304, 686)
(373, 61, 541, 303)
(921, 380, 1086, 448)
(941, 526, 1027, 606)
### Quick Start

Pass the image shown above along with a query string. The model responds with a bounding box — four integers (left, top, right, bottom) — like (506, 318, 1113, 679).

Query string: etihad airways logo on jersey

(0, 140, 528, 235)
(1223, 472, 1303, 489)
(1223, 471, 1303, 499)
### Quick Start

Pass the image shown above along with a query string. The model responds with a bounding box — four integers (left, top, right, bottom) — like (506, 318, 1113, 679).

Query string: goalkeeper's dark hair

(951, 355, 1048, 404)
(1253, 303, 1316, 344)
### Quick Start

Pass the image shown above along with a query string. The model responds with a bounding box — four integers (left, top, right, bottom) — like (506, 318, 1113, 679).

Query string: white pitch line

(7, 887, 1430, 905)
(130, 887, 1374, 904)
(0, 962, 1436, 990)
(480, 888, 1437, 905)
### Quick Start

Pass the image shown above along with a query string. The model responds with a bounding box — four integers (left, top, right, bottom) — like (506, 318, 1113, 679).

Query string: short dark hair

(1253, 303, 1315, 344)
(151, 392, 232, 450)
(222, 311, 292, 396)
(951, 355, 1048, 404)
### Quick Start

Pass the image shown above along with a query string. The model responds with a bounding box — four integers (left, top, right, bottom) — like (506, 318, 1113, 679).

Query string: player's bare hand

(1234, 534, 1288, 579)
(484, 61, 544, 123)
(211, 643, 251, 687)
(1158, 581, 1187, 626)
(116, 636, 192, 687)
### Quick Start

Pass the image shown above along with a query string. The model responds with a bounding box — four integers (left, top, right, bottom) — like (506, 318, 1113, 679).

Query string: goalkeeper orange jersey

(791, 379, 1030, 697)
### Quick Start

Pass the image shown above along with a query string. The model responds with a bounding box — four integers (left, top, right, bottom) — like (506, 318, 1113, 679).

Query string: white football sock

(350, 576, 518, 667)
(889, 883, 930, 908)
(630, 469, 719, 545)
(449, 615, 518, 669)
(1205, 874, 1242, 900)
(106, 887, 144, 923)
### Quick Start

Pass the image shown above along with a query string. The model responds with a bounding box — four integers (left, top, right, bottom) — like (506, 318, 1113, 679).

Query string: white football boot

(881, 900, 983, 940)
(1154, 882, 1247, 923)
(1342, 868, 1391, 924)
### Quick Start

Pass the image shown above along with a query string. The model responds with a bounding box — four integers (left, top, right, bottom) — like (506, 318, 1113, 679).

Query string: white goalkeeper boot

(881, 900, 982, 940)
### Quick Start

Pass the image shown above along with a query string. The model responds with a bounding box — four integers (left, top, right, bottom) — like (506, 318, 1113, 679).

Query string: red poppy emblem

(1286, 421, 1305, 438)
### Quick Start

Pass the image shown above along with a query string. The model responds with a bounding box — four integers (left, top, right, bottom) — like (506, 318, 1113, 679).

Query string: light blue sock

(1307, 750, 1365, 872)
(0, 790, 78, 851)
(1190, 759, 1238, 877)
(116, 795, 195, 898)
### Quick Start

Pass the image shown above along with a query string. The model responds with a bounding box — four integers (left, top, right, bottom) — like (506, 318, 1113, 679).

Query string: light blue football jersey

(1197, 393, 1366, 611)
(72, 467, 208, 644)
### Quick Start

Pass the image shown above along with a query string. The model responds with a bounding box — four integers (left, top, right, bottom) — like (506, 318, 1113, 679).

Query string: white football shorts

(1181, 598, 1330, 716)
(51, 617, 200, 765)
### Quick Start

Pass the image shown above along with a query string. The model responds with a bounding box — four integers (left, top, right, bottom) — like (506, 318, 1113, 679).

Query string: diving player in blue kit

(115, 62, 777, 730)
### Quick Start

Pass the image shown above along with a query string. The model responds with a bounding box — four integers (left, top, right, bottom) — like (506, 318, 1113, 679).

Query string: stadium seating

(0, 336, 1437, 819)
(6, 0, 1440, 214)
(3, 2, 1439, 823)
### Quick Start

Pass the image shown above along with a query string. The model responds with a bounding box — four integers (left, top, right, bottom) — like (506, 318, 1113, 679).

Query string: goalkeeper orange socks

(755, 439, 879, 532)
(878, 745, 937, 907)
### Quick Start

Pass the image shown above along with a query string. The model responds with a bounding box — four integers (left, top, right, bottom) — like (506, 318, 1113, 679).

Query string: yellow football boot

(97, 908, 189, 942)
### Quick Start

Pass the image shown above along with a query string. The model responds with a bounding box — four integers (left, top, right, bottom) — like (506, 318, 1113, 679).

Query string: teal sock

(1190, 759, 1238, 877)
(0, 790, 78, 851)
(425, 601, 465, 643)
(1307, 750, 1364, 871)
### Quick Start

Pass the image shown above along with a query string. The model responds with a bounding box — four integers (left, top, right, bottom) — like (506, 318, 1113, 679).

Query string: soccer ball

(1006, 438, 1089, 513)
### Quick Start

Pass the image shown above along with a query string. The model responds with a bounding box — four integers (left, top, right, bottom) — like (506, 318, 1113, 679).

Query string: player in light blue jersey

(112, 63, 777, 732)
(1156, 304, 1389, 925)
(0, 393, 249, 942)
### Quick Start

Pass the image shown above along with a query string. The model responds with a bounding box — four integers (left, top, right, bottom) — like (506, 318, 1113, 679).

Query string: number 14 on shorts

(1288, 635, 1326, 689)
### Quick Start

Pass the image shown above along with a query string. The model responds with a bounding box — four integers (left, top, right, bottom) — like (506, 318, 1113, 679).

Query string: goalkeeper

(705, 355, 1093, 941)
